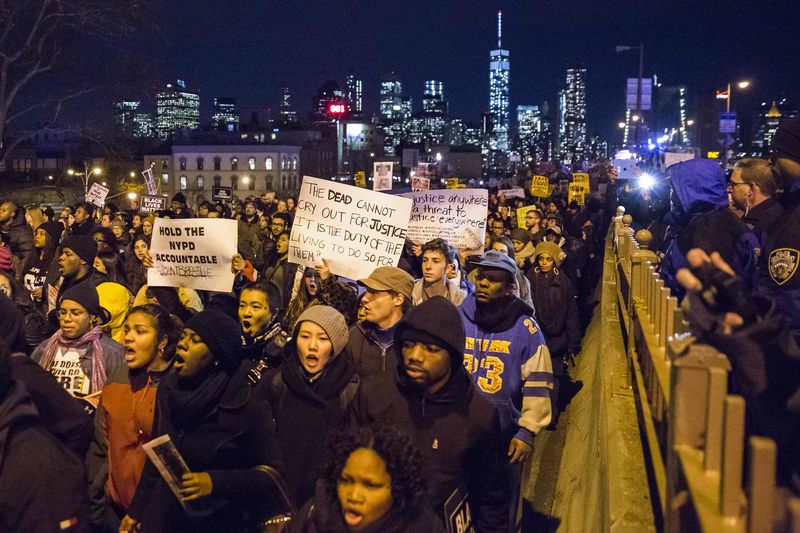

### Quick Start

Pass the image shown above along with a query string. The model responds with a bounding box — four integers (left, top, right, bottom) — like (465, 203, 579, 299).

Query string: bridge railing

(610, 210, 800, 533)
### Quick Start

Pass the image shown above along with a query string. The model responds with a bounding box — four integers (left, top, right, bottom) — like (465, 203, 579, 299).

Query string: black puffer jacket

(527, 268, 581, 357)
(350, 297, 510, 533)
(0, 208, 33, 267)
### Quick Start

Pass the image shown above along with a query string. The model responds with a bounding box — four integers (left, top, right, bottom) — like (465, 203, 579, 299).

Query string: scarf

(38, 326, 107, 395)
(163, 370, 232, 430)
(474, 295, 531, 333)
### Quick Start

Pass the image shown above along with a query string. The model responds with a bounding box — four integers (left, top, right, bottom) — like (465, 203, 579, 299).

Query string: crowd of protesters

(1, 116, 799, 532)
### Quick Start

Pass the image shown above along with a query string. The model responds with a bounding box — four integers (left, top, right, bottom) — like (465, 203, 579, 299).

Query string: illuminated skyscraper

(345, 70, 363, 117)
(558, 67, 587, 162)
(489, 11, 510, 152)
(211, 97, 238, 132)
(155, 80, 199, 140)
(278, 86, 298, 125)
(380, 71, 404, 121)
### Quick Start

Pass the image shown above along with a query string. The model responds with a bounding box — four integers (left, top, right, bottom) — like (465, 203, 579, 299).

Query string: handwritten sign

(401, 189, 488, 257)
(142, 168, 157, 195)
(139, 195, 168, 214)
(354, 171, 366, 188)
(290, 176, 412, 280)
(498, 187, 526, 200)
(572, 173, 590, 186)
(373, 162, 393, 191)
(148, 218, 237, 292)
(411, 176, 430, 191)
(86, 183, 109, 207)
(568, 183, 587, 206)
(530, 175, 550, 197)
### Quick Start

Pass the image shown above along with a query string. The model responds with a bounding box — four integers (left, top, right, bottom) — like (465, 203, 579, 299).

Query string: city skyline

(95, 0, 799, 141)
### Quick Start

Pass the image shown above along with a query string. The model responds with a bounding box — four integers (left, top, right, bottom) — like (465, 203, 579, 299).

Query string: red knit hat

(0, 246, 12, 273)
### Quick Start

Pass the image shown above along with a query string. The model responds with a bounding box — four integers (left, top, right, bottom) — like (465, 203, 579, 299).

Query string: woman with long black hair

(20, 221, 62, 306)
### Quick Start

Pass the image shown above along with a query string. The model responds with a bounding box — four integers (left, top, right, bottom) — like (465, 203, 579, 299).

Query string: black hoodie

(349, 297, 510, 533)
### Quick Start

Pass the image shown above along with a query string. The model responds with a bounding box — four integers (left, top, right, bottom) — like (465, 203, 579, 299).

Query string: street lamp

(127, 192, 138, 201)
(66, 162, 103, 194)
(720, 80, 751, 113)
(686, 119, 695, 126)
(618, 122, 626, 129)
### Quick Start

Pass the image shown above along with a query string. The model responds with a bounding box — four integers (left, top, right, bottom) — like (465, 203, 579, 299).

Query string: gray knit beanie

(293, 305, 349, 357)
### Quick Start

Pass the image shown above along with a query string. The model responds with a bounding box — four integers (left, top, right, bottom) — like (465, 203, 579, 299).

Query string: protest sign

(85, 183, 109, 207)
(373, 162, 393, 191)
(446, 178, 460, 189)
(139, 195, 168, 214)
(290, 176, 412, 280)
(572, 172, 589, 185)
(530, 175, 550, 197)
(516, 205, 539, 229)
(664, 152, 694, 169)
(354, 171, 366, 188)
(142, 168, 157, 195)
(568, 183, 587, 206)
(148, 218, 237, 292)
(411, 176, 430, 191)
(212, 186, 232, 201)
(401, 189, 488, 257)
(498, 187, 526, 200)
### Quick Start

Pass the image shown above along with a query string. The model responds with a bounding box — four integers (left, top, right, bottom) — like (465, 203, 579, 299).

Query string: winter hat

(509, 228, 531, 245)
(37, 221, 64, 244)
(533, 241, 562, 262)
(772, 116, 800, 163)
(61, 235, 97, 265)
(358, 266, 415, 302)
(59, 284, 111, 324)
(110, 219, 126, 229)
(143, 214, 156, 227)
(185, 310, 243, 372)
(471, 249, 518, 276)
(0, 246, 12, 272)
(96, 282, 132, 344)
(545, 225, 563, 236)
(394, 296, 465, 371)
(171, 192, 187, 205)
(293, 305, 349, 358)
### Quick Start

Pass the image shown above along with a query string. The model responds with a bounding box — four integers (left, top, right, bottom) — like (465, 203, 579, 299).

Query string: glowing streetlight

(101, 181, 107, 187)
(242, 175, 251, 185)
(129, 171, 136, 178)
(67, 168, 75, 175)
(618, 122, 626, 129)
(127, 192, 138, 200)
(632, 115, 641, 122)
(686, 119, 695, 126)
(737, 81, 751, 89)
(92, 167, 102, 175)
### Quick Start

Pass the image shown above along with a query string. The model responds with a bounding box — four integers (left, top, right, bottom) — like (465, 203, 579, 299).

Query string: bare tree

(0, 0, 144, 167)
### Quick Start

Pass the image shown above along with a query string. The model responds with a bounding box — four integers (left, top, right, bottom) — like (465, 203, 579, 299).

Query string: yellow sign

(572, 172, 589, 186)
(707, 151, 720, 159)
(354, 171, 366, 188)
(530, 175, 550, 197)
(446, 178, 460, 189)
(455, 183, 467, 189)
(516, 205, 539, 228)
(568, 183, 587, 206)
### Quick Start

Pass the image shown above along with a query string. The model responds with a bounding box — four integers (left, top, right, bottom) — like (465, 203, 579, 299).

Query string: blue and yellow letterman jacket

(458, 293, 553, 445)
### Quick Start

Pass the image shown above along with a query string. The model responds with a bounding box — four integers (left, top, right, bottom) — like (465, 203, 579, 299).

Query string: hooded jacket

(0, 381, 89, 532)
(458, 294, 553, 444)
(0, 207, 34, 268)
(660, 159, 760, 297)
(127, 361, 286, 533)
(350, 298, 511, 533)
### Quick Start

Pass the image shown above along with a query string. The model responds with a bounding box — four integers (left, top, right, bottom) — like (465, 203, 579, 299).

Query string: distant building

(211, 97, 238, 132)
(489, 11, 510, 152)
(278, 86, 298, 125)
(345, 70, 364, 118)
(113, 100, 154, 138)
(143, 143, 301, 201)
(155, 80, 200, 140)
(558, 67, 587, 163)
(752, 98, 799, 156)
(380, 71, 404, 122)
(312, 80, 346, 125)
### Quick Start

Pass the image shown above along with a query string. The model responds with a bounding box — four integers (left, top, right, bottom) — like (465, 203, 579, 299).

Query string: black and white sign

(139, 195, 168, 214)
(212, 186, 232, 201)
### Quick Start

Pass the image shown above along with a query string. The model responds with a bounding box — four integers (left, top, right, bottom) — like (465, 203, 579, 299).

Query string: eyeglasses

(727, 180, 750, 191)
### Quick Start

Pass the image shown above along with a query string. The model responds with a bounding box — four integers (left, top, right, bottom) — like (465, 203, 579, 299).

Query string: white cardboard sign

(148, 218, 238, 292)
(401, 189, 488, 257)
(373, 162, 393, 192)
(290, 176, 412, 280)
(85, 183, 109, 207)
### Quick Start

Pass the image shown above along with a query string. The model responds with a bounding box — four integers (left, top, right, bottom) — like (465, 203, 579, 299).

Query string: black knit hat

(59, 284, 111, 324)
(394, 296, 465, 372)
(772, 116, 800, 163)
(185, 310, 243, 372)
(171, 192, 187, 205)
(61, 235, 96, 265)
(37, 221, 63, 244)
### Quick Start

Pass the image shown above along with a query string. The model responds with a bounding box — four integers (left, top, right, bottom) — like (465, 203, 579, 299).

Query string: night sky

(93, 0, 800, 140)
